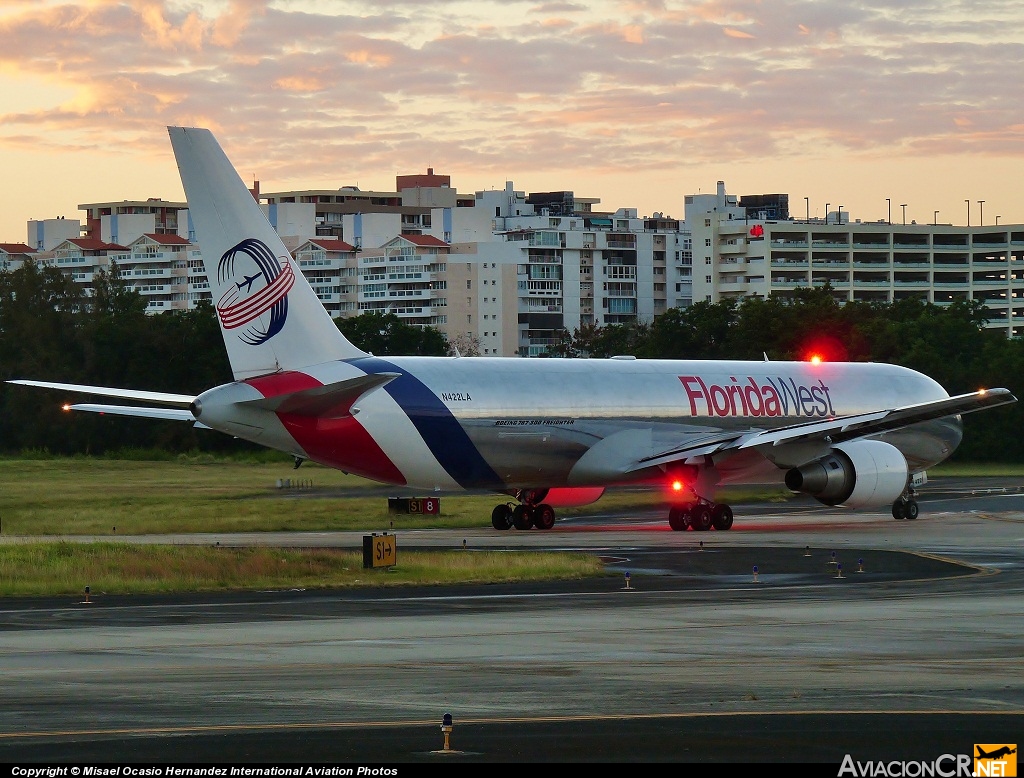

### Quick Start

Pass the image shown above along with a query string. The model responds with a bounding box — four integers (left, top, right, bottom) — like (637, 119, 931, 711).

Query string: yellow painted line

(903, 549, 1001, 577)
(2, 709, 1023, 740)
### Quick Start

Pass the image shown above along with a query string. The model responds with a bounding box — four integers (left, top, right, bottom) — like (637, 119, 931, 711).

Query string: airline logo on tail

(216, 238, 295, 345)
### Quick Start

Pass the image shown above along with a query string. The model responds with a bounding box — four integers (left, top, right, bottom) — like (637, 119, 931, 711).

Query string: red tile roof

(140, 233, 191, 245)
(0, 243, 35, 254)
(400, 234, 449, 247)
(67, 238, 127, 251)
(307, 238, 356, 252)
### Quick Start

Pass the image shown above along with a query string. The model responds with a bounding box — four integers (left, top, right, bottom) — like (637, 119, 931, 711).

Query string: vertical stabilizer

(168, 126, 366, 379)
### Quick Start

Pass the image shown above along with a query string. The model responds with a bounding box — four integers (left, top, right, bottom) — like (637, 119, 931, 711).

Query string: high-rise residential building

(27, 218, 81, 252)
(79, 198, 186, 245)
(687, 181, 1024, 337)
(10, 175, 1024, 351)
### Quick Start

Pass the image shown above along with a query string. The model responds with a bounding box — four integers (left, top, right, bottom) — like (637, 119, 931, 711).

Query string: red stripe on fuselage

(247, 371, 322, 398)
(245, 371, 406, 485)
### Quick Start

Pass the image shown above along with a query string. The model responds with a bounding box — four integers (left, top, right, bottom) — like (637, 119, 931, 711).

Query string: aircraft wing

(629, 388, 1016, 471)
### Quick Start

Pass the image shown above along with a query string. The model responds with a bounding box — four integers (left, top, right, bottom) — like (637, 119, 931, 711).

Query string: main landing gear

(491, 490, 557, 531)
(667, 500, 734, 532)
(891, 486, 919, 521)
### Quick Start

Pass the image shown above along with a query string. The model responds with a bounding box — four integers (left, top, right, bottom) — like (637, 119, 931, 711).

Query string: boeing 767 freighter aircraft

(9, 128, 1017, 531)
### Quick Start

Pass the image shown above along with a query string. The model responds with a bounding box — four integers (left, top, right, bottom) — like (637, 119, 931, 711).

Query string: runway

(1, 480, 1022, 763)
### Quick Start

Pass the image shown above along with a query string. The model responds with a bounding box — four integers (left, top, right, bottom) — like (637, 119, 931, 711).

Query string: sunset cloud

(0, 0, 1022, 238)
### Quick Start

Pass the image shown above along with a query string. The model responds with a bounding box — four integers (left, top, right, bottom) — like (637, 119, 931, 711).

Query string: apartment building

(79, 198, 186, 245)
(27, 218, 81, 252)
(11, 175, 1024, 352)
(688, 182, 1024, 336)
(51, 237, 128, 293)
(292, 238, 358, 317)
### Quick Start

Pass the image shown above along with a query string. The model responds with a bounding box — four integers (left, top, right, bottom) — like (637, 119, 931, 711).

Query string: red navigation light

(672, 480, 684, 492)
(809, 354, 823, 365)
(61, 403, 71, 412)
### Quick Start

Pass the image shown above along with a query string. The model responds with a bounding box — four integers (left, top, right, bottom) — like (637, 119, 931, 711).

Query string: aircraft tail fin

(168, 127, 367, 380)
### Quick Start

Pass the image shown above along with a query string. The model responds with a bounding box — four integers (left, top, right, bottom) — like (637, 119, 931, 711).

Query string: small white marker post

(804, 546, 812, 557)
(836, 563, 844, 579)
(623, 571, 633, 590)
(752, 565, 759, 583)
(857, 558, 865, 573)
(698, 540, 705, 552)
(829, 551, 837, 566)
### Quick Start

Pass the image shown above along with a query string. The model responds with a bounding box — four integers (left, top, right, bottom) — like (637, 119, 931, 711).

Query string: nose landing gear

(892, 486, 919, 520)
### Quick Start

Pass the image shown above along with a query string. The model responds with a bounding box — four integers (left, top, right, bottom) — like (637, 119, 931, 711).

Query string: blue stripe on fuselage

(348, 357, 503, 490)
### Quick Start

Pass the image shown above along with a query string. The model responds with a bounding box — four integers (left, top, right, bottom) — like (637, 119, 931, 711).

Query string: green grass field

(0, 455, 1013, 596)
(0, 543, 606, 596)
(0, 457, 791, 536)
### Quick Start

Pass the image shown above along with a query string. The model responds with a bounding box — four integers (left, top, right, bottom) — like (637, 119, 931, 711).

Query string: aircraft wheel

(512, 504, 534, 530)
(892, 501, 906, 520)
(711, 504, 734, 531)
(905, 500, 919, 520)
(690, 505, 712, 531)
(534, 504, 556, 530)
(668, 506, 688, 531)
(491, 503, 514, 530)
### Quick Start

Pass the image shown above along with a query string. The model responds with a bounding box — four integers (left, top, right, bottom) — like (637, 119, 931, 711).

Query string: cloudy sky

(1, 0, 1023, 243)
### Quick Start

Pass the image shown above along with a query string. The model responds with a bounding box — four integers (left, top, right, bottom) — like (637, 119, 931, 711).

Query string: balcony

(972, 258, 1010, 267)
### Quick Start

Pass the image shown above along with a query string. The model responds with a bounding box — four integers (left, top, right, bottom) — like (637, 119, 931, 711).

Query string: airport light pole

(934, 210, 939, 226)
(805, 196, 809, 221)
(886, 198, 891, 224)
(965, 199, 970, 227)
(825, 203, 830, 225)
(838, 205, 844, 225)
(900, 203, 907, 225)
(978, 200, 985, 226)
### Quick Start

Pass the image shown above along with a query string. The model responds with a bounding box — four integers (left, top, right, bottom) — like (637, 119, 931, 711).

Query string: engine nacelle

(784, 440, 909, 509)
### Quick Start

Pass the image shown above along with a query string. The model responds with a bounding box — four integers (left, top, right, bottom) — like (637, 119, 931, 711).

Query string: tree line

(0, 262, 446, 456)
(0, 262, 1019, 459)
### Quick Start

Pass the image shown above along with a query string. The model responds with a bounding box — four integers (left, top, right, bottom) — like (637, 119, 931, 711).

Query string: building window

(706, 275, 712, 283)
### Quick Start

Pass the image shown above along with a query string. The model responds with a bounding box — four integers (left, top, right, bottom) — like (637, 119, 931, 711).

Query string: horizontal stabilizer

(68, 403, 202, 425)
(8, 380, 195, 407)
(239, 372, 401, 417)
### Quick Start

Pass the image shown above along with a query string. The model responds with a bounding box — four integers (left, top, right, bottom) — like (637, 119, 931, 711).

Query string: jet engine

(784, 440, 909, 509)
